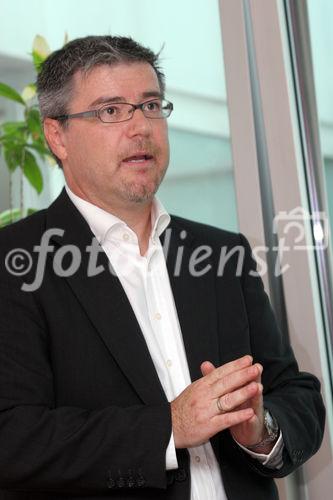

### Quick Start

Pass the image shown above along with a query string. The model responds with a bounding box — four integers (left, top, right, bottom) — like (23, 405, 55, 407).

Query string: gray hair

(37, 35, 166, 167)
(37, 35, 165, 120)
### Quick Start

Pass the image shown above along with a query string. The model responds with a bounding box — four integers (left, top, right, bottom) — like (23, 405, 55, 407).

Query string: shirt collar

(65, 185, 170, 244)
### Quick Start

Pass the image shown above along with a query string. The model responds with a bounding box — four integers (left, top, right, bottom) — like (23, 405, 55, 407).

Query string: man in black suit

(0, 35, 325, 499)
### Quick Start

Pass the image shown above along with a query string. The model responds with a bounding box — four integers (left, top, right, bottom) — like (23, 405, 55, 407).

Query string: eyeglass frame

(50, 98, 174, 124)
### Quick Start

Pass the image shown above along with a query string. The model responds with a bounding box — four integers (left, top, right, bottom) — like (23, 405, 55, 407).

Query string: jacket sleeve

(0, 272, 171, 494)
(234, 233, 325, 478)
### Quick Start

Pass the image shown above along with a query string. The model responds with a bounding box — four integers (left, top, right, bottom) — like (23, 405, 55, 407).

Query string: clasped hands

(171, 355, 272, 452)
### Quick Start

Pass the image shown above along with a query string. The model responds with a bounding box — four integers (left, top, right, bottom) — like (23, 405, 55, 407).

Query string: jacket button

(175, 468, 187, 482)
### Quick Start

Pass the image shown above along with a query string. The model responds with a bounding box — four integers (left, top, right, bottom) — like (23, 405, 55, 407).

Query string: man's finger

(206, 355, 253, 384)
(247, 372, 264, 411)
(200, 361, 216, 377)
(214, 381, 262, 414)
(210, 363, 263, 399)
(212, 407, 255, 430)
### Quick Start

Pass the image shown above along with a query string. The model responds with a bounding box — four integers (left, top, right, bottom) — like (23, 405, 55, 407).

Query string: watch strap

(247, 409, 279, 451)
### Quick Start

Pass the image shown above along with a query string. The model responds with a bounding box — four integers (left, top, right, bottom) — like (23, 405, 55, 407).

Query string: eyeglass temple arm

(53, 110, 98, 120)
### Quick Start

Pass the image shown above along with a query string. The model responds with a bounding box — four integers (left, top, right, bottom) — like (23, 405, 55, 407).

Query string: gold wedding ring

(216, 396, 225, 414)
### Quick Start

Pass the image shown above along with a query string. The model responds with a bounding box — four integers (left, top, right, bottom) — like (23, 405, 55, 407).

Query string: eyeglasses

(51, 98, 173, 124)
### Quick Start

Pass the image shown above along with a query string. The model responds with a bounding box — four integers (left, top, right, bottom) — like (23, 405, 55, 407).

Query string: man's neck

(67, 184, 153, 256)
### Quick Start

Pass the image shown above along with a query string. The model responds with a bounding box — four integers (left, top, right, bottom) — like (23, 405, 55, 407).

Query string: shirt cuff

(234, 431, 284, 469)
(165, 431, 179, 470)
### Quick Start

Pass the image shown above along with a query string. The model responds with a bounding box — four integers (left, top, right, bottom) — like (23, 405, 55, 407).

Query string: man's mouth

(122, 153, 154, 164)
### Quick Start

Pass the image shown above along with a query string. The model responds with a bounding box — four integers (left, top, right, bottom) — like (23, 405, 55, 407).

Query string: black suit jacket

(0, 190, 325, 500)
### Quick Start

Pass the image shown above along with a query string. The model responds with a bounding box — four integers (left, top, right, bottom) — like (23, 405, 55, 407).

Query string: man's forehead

(71, 62, 160, 98)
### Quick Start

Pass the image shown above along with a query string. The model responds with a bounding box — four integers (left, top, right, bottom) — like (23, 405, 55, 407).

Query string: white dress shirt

(66, 186, 283, 499)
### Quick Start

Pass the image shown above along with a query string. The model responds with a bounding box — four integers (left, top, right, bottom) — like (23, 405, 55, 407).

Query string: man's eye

(105, 106, 117, 115)
(99, 105, 123, 121)
(146, 100, 161, 111)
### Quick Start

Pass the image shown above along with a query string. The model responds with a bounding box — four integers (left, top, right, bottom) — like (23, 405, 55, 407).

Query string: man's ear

(43, 118, 68, 162)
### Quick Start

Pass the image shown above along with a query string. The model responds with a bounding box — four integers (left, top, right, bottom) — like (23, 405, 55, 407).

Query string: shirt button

(195, 456, 201, 463)
(155, 312, 162, 320)
(166, 359, 172, 368)
(122, 233, 129, 241)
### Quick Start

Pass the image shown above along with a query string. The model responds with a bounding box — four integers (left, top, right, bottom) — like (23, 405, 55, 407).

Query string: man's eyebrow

(88, 91, 163, 108)
(141, 91, 163, 100)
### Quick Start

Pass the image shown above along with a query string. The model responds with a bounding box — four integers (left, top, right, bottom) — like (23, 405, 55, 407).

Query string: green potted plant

(0, 35, 56, 228)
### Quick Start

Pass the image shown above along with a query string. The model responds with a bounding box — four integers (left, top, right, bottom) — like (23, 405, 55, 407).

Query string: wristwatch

(248, 408, 279, 451)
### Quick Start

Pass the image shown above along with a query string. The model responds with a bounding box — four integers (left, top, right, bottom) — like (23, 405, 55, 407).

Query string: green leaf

(0, 208, 22, 227)
(32, 51, 45, 73)
(26, 142, 50, 157)
(23, 150, 43, 193)
(32, 35, 50, 58)
(31, 35, 50, 74)
(0, 121, 27, 172)
(0, 207, 38, 227)
(2, 121, 27, 137)
(2, 121, 26, 131)
(0, 124, 27, 163)
(0, 134, 18, 146)
(27, 207, 38, 216)
(0, 137, 24, 152)
(22, 84, 37, 102)
(0, 82, 25, 105)
(3, 146, 24, 171)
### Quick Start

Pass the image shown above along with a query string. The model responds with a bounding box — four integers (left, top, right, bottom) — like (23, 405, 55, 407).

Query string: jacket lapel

(46, 190, 167, 406)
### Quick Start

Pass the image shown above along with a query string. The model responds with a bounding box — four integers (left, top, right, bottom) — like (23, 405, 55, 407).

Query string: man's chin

(126, 190, 156, 204)
(122, 181, 161, 204)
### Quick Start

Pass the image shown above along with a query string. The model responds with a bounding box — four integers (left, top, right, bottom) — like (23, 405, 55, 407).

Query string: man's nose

(126, 108, 151, 137)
